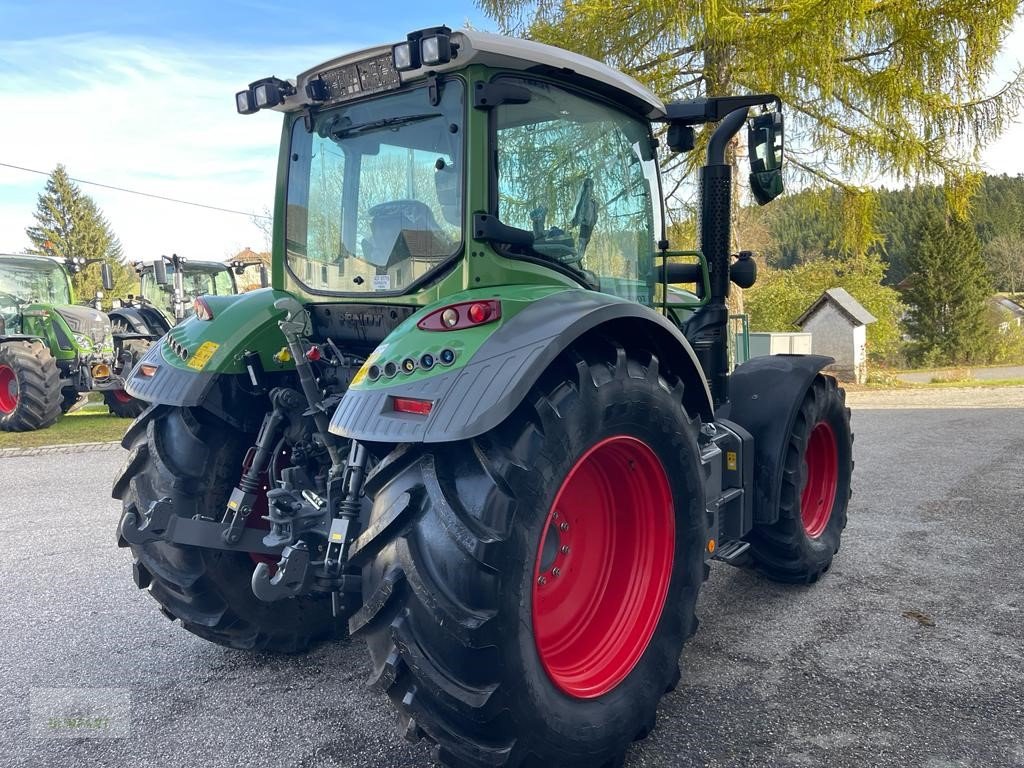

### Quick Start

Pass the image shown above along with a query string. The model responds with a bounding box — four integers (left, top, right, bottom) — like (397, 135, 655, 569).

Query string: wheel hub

(801, 421, 838, 538)
(0, 364, 18, 414)
(532, 435, 674, 699)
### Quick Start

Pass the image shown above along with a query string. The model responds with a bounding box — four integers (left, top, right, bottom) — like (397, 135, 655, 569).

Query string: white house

(796, 288, 877, 384)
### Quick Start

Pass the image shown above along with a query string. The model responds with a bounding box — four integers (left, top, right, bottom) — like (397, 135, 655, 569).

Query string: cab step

(713, 539, 750, 566)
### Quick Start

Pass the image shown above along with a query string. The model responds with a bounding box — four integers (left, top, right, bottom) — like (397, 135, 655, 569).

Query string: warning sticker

(372, 274, 391, 291)
(726, 451, 738, 472)
(187, 341, 219, 371)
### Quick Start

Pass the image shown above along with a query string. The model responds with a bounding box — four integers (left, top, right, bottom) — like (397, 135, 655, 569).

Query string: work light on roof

(392, 40, 419, 72)
(420, 31, 453, 66)
(235, 77, 295, 115)
(392, 26, 456, 72)
(236, 89, 257, 115)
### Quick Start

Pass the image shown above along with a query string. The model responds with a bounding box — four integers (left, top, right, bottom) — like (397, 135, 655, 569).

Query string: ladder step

(713, 539, 750, 565)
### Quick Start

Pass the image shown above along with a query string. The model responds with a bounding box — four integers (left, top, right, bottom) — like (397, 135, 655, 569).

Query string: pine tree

(25, 165, 129, 301)
(904, 212, 995, 365)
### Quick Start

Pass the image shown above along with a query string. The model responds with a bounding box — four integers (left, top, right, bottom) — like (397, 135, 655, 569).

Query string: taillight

(392, 396, 433, 415)
(194, 297, 214, 321)
(417, 300, 501, 331)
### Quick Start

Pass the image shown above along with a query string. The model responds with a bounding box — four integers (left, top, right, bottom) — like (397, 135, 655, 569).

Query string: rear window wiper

(331, 113, 442, 138)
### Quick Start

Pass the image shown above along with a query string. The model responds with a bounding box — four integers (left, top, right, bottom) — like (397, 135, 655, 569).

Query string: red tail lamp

(392, 397, 433, 415)
(417, 300, 501, 331)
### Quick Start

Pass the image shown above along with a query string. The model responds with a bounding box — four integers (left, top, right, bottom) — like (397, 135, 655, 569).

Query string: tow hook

(251, 542, 313, 601)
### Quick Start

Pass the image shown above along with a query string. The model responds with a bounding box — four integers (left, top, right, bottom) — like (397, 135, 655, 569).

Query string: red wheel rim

(532, 435, 674, 699)
(112, 389, 133, 404)
(0, 365, 18, 414)
(801, 421, 838, 538)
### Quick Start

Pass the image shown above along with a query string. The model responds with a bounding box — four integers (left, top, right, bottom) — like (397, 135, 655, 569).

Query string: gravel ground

(846, 385, 1024, 410)
(0, 400, 1022, 768)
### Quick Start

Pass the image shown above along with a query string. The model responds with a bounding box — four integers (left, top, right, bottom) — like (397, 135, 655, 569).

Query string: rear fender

(122, 289, 296, 419)
(330, 288, 713, 444)
(716, 354, 834, 525)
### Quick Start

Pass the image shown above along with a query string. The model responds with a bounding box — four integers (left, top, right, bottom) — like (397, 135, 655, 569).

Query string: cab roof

(284, 28, 666, 120)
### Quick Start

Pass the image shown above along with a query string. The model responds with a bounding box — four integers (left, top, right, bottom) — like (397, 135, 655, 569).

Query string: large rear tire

(350, 339, 706, 768)
(112, 405, 345, 652)
(745, 374, 853, 583)
(0, 340, 62, 432)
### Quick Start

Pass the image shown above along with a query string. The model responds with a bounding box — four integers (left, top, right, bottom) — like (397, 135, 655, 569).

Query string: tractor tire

(746, 374, 853, 583)
(104, 389, 145, 419)
(106, 338, 150, 418)
(350, 338, 706, 768)
(0, 340, 62, 432)
(112, 405, 345, 652)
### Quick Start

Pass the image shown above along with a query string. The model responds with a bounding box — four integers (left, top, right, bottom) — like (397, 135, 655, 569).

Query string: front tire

(112, 405, 345, 652)
(745, 374, 853, 583)
(0, 340, 61, 432)
(350, 339, 706, 768)
(104, 389, 145, 418)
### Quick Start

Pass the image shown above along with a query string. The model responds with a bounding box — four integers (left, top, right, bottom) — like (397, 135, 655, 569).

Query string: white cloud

(0, 34, 363, 261)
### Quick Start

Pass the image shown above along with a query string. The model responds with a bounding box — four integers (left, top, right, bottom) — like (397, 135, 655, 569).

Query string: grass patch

(0, 411, 130, 450)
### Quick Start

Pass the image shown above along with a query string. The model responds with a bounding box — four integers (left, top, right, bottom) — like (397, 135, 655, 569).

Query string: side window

(494, 78, 659, 303)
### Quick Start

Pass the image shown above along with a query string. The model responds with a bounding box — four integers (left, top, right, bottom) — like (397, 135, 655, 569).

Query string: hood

(55, 305, 112, 347)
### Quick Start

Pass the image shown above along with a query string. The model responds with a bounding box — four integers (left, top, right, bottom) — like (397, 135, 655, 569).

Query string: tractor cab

(140, 256, 238, 323)
(0, 254, 74, 335)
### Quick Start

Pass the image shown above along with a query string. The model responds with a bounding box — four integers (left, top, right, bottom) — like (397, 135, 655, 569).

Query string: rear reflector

(139, 364, 159, 378)
(392, 397, 433, 416)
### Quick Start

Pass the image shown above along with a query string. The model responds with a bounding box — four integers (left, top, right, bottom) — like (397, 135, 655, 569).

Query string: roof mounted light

(236, 89, 257, 115)
(421, 31, 453, 66)
(235, 76, 295, 114)
(392, 40, 419, 71)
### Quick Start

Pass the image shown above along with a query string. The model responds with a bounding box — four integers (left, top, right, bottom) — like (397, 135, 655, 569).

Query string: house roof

(994, 296, 1024, 317)
(796, 287, 877, 328)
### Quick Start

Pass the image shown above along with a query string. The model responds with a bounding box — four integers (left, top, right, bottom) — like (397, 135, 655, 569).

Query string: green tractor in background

(114, 26, 853, 768)
(109, 253, 261, 339)
(0, 253, 141, 430)
(107, 254, 266, 417)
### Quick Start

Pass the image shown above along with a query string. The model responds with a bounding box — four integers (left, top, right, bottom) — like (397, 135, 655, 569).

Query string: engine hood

(55, 305, 112, 347)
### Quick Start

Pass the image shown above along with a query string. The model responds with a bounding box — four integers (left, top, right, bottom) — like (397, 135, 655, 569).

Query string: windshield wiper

(331, 113, 442, 138)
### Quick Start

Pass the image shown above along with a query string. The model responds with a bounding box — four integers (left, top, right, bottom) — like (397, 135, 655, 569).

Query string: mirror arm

(707, 108, 749, 165)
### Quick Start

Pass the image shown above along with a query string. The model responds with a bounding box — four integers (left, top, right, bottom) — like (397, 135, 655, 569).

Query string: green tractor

(0, 253, 141, 430)
(114, 26, 852, 768)
(107, 255, 266, 417)
(110, 253, 259, 340)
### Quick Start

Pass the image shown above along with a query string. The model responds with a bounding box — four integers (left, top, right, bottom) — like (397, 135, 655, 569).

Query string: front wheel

(745, 374, 853, 583)
(0, 340, 62, 432)
(350, 339, 707, 768)
(104, 389, 145, 419)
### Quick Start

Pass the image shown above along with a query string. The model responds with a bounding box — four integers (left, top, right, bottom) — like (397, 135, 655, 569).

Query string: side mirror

(153, 259, 168, 286)
(100, 262, 115, 292)
(747, 111, 784, 205)
(259, 265, 269, 288)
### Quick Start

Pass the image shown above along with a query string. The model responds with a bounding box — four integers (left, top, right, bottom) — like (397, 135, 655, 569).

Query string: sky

(0, 2, 1021, 263)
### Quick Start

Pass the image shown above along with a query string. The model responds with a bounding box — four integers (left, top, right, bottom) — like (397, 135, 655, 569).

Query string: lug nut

(537, 576, 547, 586)
(559, 521, 569, 532)
(560, 545, 570, 554)
(551, 567, 561, 577)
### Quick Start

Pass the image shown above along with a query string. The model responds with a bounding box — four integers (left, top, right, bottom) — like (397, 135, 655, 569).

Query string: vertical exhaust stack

(690, 107, 749, 408)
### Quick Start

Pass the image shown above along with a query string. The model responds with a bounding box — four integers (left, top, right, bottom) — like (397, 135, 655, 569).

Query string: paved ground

(1, 401, 1022, 767)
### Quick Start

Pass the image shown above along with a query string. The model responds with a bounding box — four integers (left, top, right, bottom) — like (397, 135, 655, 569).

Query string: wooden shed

(795, 288, 877, 383)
